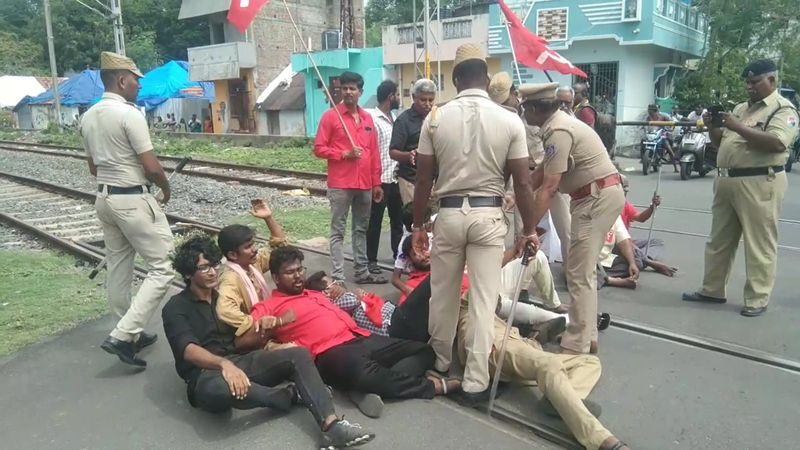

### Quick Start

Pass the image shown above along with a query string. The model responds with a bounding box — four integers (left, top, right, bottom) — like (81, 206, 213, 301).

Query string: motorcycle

(678, 127, 718, 180)
(640, 127, 672, 175)
(787, 137, 800, 172)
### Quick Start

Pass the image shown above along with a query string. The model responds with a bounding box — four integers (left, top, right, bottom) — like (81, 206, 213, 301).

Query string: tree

(126, 31, 161, 72)
(0, 31, 47, 75)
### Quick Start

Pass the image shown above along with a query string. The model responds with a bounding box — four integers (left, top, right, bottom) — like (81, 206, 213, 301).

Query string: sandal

(425, 371, 461, 395)
(355, 274, 388, 285)
(368, 262, 382, 274)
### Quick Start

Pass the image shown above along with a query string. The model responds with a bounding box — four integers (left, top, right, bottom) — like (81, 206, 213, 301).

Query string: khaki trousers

(491, 333, 612, 450)
(95, 192, 174, 342)
(429, 202, 506, 393)
(561, 184, 624, 353)
(550, 192, 572, 266)
(398, 178, 415, 205)
(701, 172, 787, 307)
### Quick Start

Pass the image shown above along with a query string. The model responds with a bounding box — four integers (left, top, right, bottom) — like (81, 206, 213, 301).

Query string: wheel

(680, 162, 692, 180)
(642, 151, 651, 175)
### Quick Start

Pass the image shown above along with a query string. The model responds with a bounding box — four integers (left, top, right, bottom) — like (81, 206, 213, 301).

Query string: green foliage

(0, 249, 106, 356)
(229, 207, 331, 243)
(0, 30, 46, 75)
(125, 31, 161, 73)
(0, 111, 15, 129)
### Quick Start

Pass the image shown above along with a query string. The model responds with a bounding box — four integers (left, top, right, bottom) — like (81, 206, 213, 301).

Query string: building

(257, 68, 306, 136)
(178, 0, 365, 134)
(487, 0, 707, 150)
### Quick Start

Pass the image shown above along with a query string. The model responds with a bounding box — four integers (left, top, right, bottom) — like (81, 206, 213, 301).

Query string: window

(443, 19, 471, 40)
(537, 8, 568, 41)
(398, 26, 422, 45)
(622, 0, 641, 21)
(210, 22, 225, 44)
(267, 111, 280, 135)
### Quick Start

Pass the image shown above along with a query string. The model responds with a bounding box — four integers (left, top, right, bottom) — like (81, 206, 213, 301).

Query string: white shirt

(368, 108, 397, 184)
(599, 217, 631, 268)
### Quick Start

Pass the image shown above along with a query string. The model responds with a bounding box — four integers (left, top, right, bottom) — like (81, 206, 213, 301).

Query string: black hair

(340, 71, 364, 90)
(305, 271, 328, 291)
(217, 224, 255, 256)
(268, 245, 305, 275)
(172, 234, 223, 283)
(377, 80, 398, 103)
(452, 60, 488, 87)
(401, 235, 413, 256)
(524, 99, 560, 115)
(100, 69, 129, 89)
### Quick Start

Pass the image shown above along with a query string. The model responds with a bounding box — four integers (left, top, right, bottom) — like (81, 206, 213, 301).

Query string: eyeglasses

(196, 263, 222, 274)
(280, 266, 307, 276)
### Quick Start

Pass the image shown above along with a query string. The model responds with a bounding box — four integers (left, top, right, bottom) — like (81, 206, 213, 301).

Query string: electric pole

(43, 0, 62, 129)
(109, 0, 126, 55)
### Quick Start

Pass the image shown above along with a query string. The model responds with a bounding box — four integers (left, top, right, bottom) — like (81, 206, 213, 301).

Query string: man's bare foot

(648, 260, 678, 277)
(599, 436, 630, 450)
(607, 277, 637, 289)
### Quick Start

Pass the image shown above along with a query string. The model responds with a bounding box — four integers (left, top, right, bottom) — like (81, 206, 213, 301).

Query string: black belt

(98, 184, 151, 195)
(439, 196, 503, 208)
(717, 166, 784, 178)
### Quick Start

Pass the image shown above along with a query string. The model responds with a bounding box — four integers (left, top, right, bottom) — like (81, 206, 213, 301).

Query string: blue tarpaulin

(23, 70, 104, 108)
(137, 61, 214, 111)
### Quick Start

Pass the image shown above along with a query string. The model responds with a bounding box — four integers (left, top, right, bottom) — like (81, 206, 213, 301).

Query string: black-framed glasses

(196, 263, 222, 274)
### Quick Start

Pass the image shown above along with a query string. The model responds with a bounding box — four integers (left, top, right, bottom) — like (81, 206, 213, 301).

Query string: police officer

(519, 82, 624, 355)
(81, 52, 174, 367)
(683, 59, 799, 317)
(411, 44, 539, 406)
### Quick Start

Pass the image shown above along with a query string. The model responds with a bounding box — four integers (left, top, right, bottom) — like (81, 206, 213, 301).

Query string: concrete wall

(15, 105, 79, 130)
(383, 14, 490, 65)
(257, 110, 306, 137)
(391, 57, 502, 107)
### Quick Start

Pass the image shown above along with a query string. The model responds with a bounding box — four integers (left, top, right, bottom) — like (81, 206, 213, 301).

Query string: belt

(717, 166, 785, 178)
(98, 184, 151, 195)
(439, 196, 503, 208)
(569, 173, 622, 201)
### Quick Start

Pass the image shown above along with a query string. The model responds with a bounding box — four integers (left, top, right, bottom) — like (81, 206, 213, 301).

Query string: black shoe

(134, 332, 158, 352)
(539, 397, 602, 419)
(682, 292, 726, 304)
(452, 388, 490, 409)
(348, 392, 384, 418)
(368, 262, 381, 274)
(741, 306, 767, 317)
(533, 317, 567, 345)
(518, 289, 531, 304)
(597, 313, 611, 331)
(101, 336, 146, 367)
(320, 418, 375, 449)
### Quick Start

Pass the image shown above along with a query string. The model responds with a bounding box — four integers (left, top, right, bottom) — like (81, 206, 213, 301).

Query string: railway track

(0, 140, 329, 196)
(2, 171, 799, 449)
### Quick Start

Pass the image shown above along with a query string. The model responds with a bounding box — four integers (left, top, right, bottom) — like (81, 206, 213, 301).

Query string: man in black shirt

(390, 79, 436, 205)
(162, 234, 374, 449)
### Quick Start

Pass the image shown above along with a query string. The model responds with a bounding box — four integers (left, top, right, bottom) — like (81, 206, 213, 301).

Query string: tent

(25, 70, 104, 107)
(137, 61, 214, 112)
(0, 76, 46, 108)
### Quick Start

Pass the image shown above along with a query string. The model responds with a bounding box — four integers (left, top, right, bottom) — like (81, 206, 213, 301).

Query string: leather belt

(98, 184, 151, 195)
(717, 166, 784, 178)
(569, 173, 622, 201)
(439, 196, 504, 208)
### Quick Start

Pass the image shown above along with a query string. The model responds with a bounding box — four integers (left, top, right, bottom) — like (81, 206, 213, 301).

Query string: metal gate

(574, 62, 618, 116)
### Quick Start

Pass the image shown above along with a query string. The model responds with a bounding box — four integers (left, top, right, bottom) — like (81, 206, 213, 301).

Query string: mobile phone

(708, 105, 725, 127)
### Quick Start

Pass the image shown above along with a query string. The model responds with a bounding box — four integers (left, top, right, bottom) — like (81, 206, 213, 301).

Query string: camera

(708, 105, 725, 127)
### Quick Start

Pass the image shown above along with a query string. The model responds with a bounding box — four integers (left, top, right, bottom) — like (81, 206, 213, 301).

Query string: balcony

(382, 14, 489, 65)
(187, 42, 257, 82)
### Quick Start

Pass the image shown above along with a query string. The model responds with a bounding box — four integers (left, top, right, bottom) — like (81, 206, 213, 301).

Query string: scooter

(640, 127, 672, 175)
(678, 128, 717, 180)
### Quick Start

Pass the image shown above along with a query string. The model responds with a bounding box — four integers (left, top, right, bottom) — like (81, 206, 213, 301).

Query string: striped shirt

(369, 108, 397, 184)
(332, 291, 395, 336)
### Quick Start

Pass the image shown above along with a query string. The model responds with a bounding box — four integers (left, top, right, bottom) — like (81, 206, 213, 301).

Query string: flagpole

(507, 0, 555, 84)
(280, 0, 356, 148)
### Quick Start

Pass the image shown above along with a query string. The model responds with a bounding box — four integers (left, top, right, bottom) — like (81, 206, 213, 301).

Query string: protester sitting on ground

(456, 293, 630, 450)
(305, 271, 395, 336)
(216, 199, 287, 337)
(162, 234, 374, 449)
(250, 245, 461, 419)
(598, 217, 677, 290)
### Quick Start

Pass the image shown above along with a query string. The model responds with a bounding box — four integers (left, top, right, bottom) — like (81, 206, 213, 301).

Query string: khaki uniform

(456, 302, 612, 449)
(418, 88, 528, 393)
(700, 90, 799, 307)
(81, 92, 174, 342)
(540, 110, 624, 353)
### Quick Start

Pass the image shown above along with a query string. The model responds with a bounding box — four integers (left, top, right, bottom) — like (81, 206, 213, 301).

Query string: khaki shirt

(717, 90, 800, 168)
(79, 92, 153, 187)
(417, 89, 528, 198)
(216, 236, 288, 336)
(526, 125, 544, 169)
(540, 110, 617, 194)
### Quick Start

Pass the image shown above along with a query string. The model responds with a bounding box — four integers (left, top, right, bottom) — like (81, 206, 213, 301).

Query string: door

(574, 62, 619, 116)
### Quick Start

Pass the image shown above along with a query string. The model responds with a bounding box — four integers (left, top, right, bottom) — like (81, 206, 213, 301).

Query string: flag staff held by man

(80, 52, 174, 367)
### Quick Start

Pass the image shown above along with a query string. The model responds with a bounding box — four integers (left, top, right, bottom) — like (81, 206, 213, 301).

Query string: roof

(137, 60, 215, 111)
(0, 76, 46, 108)
(259, 73, 305, 111)
(17, 70, 104, 109)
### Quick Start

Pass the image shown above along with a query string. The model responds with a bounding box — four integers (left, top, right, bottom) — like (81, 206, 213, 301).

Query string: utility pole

(43, 0, 62, 130)
(109, 0, 126, 55)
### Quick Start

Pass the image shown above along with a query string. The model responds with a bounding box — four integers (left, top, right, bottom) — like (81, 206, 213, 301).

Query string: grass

(227, 206, 331, 243)
(0, 250, 107, 356)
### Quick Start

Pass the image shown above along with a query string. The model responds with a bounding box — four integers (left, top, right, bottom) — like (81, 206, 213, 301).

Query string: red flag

(227, 0, 270, 34)
(497, 0, 587, 78)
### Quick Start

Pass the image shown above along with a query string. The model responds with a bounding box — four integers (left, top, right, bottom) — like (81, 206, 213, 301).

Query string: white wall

(279, 110, 305, 136)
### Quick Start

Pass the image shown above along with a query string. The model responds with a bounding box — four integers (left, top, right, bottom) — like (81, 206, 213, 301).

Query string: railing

(655, 0, 706, 31)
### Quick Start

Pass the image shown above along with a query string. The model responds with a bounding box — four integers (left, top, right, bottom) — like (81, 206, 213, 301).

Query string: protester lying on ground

(305, 272, 395, 336)
(215, 199, 287, 337)
(250, 245, 461, 419)
(456, 292, 630, 450)
(598, 217, 677, 290)
(618, 176, 675, 266)
(391, 203, 432, 295)
(162, 234, 374, 449)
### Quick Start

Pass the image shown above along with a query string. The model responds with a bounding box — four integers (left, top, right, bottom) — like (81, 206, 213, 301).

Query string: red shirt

(251, 289, 369, 358)
(575, 104, 596, 128)
(398, 271, 470, 305)
(620, 201, 638, 231)
(313, 103, 382, 190)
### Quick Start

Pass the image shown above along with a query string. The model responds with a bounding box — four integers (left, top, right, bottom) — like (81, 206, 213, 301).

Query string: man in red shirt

(314, 71, 385, 285)
(573, 82, 596, 129)
(251, 246, 460, 419)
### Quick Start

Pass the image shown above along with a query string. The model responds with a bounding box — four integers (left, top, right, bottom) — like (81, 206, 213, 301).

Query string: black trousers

(367, 182, 404, 262)
(388, 275, 431, 343)
(191, 347, 335, 425)
(315, 335, 436, 399)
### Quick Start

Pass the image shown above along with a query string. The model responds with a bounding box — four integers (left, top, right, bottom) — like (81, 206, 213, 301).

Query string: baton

(487, 244, 534, 416)
(616, 120, 706, 127)
(643, 162, 662, 259)
(89, 157, 191, 279)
